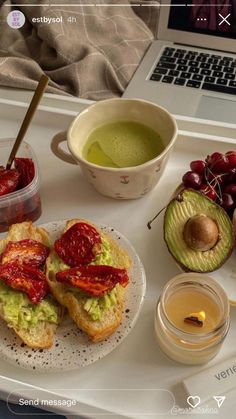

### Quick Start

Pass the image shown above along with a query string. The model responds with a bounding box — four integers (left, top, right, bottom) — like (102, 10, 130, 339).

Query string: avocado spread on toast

(0, 283, 59, 330)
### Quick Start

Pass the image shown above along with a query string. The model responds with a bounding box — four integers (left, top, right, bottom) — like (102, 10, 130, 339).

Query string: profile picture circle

(7, 10, 25, 29)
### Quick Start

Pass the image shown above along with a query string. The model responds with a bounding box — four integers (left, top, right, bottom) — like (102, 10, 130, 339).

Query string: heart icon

(187, 396, 201, 408)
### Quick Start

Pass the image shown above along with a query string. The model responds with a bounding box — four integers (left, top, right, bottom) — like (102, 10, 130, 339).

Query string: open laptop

(123, 0, 236, 124)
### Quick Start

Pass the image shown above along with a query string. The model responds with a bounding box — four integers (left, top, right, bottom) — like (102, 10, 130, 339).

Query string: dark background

(168, 0, 236, 39)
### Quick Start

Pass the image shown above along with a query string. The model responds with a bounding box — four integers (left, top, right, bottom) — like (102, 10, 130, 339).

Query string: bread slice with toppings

(0, 221, 63, 349)
(46, 219, 131, 342)
(0, 221, 50, 255)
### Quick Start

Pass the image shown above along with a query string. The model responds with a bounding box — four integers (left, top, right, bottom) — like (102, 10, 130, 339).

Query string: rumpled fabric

(0, 0, 159, 100)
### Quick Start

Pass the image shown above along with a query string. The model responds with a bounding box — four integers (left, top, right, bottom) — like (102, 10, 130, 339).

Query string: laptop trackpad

(195, 96, 236, 124)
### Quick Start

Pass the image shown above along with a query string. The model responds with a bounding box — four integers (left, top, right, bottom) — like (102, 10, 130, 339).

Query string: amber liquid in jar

(155, 273, 230, 365)
(165, 287, 221, 334)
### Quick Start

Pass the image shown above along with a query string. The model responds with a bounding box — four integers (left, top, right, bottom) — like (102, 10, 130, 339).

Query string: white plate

(0, 220, 146, 371)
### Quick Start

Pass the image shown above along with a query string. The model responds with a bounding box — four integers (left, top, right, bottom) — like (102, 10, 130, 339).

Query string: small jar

(155, 273, 230, 365)
(0, 139, 41, 233)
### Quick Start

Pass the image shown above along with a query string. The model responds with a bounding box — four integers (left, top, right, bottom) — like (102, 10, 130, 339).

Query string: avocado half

(164, 189, 235, 273)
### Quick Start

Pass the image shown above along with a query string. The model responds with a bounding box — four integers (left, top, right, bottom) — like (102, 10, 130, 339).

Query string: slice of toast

(46, 219, 131, 342)
(0, 221, 50, 255)
(0, 221, 63, 349)
(0, 299, 62, 349)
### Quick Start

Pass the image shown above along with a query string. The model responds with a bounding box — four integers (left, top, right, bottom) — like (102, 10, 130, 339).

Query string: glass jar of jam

(0, 139, 41, 233)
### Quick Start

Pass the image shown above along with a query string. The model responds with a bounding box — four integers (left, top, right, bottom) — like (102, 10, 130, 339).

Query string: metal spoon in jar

(6, 74, 49, 170)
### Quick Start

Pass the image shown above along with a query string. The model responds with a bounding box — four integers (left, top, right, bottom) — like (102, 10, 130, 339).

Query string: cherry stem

(147, 206, 166, 230)
(205, 166, 225, 202)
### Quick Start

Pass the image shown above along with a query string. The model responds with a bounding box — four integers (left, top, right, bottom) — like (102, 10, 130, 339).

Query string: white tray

(1, 91, 236, 419)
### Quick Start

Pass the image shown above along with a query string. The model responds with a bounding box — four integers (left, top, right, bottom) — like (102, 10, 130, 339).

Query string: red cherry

(206, 152, 222, 165)
(229, 168, 236, 181)
(221, 168, 236, 184)
(190, 160, 206, 175)
(221, 193, 235, 212)
(207, 152, 229, 173)
(223, 183, 236, 198)
(182, 171, 202, 189)
(200, 184, 217, 201)
(226, 151, 236, 169)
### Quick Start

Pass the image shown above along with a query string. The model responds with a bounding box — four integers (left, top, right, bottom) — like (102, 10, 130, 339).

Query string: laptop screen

(168, 1, 236, 39)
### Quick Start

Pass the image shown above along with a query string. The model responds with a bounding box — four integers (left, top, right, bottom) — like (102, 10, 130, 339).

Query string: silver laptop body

(123, 1, 236, 124)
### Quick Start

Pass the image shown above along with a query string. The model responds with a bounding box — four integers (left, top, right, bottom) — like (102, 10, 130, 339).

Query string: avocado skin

(164, 189, 235, 273)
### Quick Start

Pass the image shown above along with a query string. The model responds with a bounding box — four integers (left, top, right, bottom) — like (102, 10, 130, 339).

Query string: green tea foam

(83, 121, 164, 168)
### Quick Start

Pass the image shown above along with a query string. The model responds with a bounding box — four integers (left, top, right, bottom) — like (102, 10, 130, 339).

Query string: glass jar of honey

(155, 273, 230, 365)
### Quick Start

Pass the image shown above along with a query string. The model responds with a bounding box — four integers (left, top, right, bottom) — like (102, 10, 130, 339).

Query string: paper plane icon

(213, 396, 226, 408)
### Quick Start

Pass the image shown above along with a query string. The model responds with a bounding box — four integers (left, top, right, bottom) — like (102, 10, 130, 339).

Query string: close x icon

(219, 13, 231, 26)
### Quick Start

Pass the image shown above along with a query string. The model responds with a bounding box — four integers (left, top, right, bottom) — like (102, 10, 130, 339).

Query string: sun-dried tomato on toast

(0, 262, 49, 304)
(54, 222, 102, 267)
(0, 239, 50, 268)
(56, 265, 129, 297)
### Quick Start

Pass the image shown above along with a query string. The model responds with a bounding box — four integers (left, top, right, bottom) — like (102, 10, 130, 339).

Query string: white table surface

(1, 89, 236, 418)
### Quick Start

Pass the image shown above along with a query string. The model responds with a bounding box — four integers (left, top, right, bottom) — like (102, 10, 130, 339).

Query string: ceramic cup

(52, 98, 178, 199)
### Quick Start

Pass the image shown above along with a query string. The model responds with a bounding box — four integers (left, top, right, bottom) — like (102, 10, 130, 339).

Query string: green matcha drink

(83, 121, 164, 168)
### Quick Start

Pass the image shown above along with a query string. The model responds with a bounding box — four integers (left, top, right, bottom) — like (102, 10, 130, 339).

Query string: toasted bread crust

(0, 221, 51, 255)
(0, 303, 64, 349)
(46, 219, 131, 342)
(0, 221, 62, 349)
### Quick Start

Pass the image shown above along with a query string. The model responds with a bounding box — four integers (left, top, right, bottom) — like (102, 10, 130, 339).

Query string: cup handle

(51, 131, 77, 165)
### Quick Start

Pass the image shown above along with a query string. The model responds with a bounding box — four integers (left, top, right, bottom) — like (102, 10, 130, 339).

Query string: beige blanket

(0, 1, 159, 100)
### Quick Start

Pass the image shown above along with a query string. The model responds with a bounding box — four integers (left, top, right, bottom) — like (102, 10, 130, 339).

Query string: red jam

(0, 157, 41, 233)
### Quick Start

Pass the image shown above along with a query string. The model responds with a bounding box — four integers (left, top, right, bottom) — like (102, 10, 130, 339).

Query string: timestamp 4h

(67, 16, 77, 23)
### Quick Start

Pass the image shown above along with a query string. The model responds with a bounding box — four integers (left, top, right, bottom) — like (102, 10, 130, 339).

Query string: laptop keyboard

(150, 47, 236, 95)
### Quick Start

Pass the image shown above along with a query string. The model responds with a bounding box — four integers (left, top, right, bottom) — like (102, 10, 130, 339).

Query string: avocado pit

(183, 214, 219, 252)
(164, 190, 234, 272)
